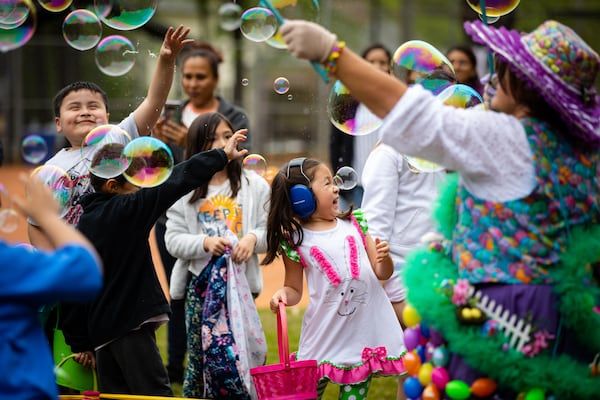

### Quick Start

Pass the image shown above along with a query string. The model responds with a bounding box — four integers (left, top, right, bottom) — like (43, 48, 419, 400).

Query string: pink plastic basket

(250, 302, 318, 400)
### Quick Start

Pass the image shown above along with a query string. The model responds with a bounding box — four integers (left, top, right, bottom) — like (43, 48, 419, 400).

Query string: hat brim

(464, 20, 600, 146)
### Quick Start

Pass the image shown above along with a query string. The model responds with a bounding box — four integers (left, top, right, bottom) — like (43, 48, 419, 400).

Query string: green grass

(157, 307, 399, 399)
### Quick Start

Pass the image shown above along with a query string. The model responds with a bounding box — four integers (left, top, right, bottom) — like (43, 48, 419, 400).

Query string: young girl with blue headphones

(262, 157, 406, 400)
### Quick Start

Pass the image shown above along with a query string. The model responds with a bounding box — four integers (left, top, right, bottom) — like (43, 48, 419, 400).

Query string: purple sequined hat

(464, 20, 600, 145)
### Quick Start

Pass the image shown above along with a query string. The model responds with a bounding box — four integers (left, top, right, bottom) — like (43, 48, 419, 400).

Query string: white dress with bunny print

(285, 211, 406, 384)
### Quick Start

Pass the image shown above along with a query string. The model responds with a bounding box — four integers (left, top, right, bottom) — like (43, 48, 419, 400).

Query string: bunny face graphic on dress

(325, 278, 368, 316)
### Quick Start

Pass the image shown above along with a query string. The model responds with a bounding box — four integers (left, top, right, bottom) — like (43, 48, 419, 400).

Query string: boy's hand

(224, 129, 249, 162)
(160, 25, 194, 61)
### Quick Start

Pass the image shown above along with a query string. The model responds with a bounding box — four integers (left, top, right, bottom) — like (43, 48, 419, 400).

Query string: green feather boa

(404, 173, 600, 399)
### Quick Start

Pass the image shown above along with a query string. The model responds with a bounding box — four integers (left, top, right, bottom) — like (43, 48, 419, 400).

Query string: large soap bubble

(392, 40, 456, 95)
(0, 0, 36, 53)
(94, 0, 157, 31)
(436, 84, 483, 109)
(327, 80, 382, 136)
(30, 165, 73, 218)
(94, 34, 136, 76)
(240, 7, 277, 42)
(38, 0, 73, 12)
(0, 0, 30, 29)
(62, 9, 102, 51)
(82, 124, 132, 178)
(123, 137, 174, 187)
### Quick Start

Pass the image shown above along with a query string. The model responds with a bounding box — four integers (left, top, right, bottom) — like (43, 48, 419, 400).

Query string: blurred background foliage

(1, 0, 599, 165)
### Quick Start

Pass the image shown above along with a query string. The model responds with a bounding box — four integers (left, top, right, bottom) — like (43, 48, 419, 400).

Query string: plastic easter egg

(403, 376, 424, 399)
(404, 351, 422, 376)
(418, 362, 434, 386)
(429, 327, 444, 346)
(432, 346, 449, 367)
(445, 380, 471, 400)
(404, 327, 421, 351)
(431, 367, 450, 390)
(524, 388, 545, 400)
(402, 303, 422, 327)
(420, 320, 431, 338)
(416, 345, 427, 362)
(470, 377, 497, 398)
(422, 383, 441, 400)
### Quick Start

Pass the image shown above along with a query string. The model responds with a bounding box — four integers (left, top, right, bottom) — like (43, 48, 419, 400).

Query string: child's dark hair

(88, 143, 129, 192)
(495, 59, 568, 136)
(53, 81, 109, 117)
(185, 112, 242, 202)
(261, 158, 351, 265)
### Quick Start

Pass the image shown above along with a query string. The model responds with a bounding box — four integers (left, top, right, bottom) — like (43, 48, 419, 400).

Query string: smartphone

(163, 100, 182, 124)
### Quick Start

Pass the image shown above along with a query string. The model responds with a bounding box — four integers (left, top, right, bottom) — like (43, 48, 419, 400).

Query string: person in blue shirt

(0, 173, 103, 399)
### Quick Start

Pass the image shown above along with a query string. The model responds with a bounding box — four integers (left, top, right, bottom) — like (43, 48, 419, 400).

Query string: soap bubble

(240, 7, 277, 43)
(218, 2, 242, 31)
(94, 0, 157, 31)
(436, 84, 483, 109)
(242, 154, 267, 176)
(123, 137, 174, 187)
(0, 0, 36, 53)
(82, 124, 132, 178)
(37, 0, 73, 12)
(30, 165, 73, 218)
(392, 40, 456, 95)
(328, 80, 382, 136)
(466, 0, 520, 20)
(62, 9, 102, 51)
(21, 134, 48, 164)
(273, 77, 290, 94)
(0, 0, 30, 29)
(94, 34, 136, 76)
(333, 166, 358, 190)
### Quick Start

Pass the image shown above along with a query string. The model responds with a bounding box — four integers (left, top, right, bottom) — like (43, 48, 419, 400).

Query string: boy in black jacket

(64, 130, 248, 395)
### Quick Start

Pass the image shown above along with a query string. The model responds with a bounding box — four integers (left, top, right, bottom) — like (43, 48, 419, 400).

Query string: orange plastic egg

(404, 351, 422, 376)
(470, 377, 497, 398)
(422, 383, 441, 400)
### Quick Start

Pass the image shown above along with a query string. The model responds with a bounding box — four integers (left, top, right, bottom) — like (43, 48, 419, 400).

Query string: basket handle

(277, 301, 290, 367)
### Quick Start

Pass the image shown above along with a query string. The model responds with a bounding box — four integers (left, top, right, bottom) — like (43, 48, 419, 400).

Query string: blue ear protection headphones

(287, 157, 316, 219)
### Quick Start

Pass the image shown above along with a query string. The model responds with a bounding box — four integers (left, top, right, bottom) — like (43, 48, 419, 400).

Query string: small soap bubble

(240, 7, 277, 43)
(62, 8, 102, 51)
(466, 0, 520, 19)
(436, 84, 483, 109)
(218, 2, 242, 31)
(37, 0, 73, 12)
(241, 78, 249, 86)
(287, 94, 293, 101)
(392, 40, 456, 95)
(333, 166, 358, 190)
(21, 134, 48, 164)
(94, 34, 136, 76)
(123, 137, 174, 187)
(82, 124, 132, 178)
(0, 183, 19, 233)
(0, 0, 36, 53)
(328, 80, 381, 136)
(30, 165, 73, 218)
(273, 77, 290, 94)
(242, 154, 267, 176)
(94, 0, 157, 31)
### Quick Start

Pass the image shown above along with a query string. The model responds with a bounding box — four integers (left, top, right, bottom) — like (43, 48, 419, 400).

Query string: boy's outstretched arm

(133, 25, 194, 136)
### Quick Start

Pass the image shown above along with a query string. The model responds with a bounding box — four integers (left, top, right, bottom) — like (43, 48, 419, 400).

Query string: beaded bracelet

(324, 41, 346, 78)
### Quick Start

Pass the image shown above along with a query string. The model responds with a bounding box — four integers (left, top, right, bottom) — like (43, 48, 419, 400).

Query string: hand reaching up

(224, 129, 249, 162)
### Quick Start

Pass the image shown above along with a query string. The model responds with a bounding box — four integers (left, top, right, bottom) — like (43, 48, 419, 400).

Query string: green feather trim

(403, 178, 600, 398)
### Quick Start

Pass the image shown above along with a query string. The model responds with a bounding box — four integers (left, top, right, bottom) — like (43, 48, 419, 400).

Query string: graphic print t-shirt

(197, 180, 243, 238)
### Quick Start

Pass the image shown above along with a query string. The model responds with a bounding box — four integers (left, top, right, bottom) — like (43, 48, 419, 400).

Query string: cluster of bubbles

(1, 0, 157, 77)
